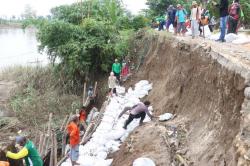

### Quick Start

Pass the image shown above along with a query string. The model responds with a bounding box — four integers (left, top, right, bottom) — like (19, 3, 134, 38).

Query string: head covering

(89, 86, 93, 90)
(177, 4, 181, 8)
(192, 1, 197, 5)
(71, 114, 79, 122)
(15, 136, 25, 144)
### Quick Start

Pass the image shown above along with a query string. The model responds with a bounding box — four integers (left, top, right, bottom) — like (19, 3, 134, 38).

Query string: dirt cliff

(111, 31, 250, 166)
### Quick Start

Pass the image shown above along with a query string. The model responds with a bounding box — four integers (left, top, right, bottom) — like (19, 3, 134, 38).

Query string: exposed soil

(111, 32, 250, 166)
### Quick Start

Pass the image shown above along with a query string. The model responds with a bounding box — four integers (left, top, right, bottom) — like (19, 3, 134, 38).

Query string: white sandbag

(96, 151, 108, 159)
(142, 83, 153, 91)
(78, 155, 96, 166)
(209, 33, 220, 40)
(135, 80, 149, 87)
(159, 113, 173, 121)
(148, 106, 153, 112)
(133, 157, 156, 166)
(203, 25, 211, 37)
(232, 37, 250, 44)
(108, 129, 126, 140)
(116, 86, 126, 94)
(94, 159, 113, 166)
(225, 33, 239, 42)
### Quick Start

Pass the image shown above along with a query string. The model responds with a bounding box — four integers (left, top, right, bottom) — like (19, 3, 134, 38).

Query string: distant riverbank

(0, 23, 22, 28)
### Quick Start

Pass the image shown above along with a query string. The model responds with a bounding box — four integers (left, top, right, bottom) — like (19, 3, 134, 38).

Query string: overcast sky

(0, 0, 147, 18)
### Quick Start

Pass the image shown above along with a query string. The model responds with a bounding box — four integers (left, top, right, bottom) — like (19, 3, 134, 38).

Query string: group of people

(108, 58, 130, 96)
(154, 0, 243, 42)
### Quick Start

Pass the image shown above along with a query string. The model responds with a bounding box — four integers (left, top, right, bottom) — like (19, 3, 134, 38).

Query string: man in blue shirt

(175, 4, 187, 36)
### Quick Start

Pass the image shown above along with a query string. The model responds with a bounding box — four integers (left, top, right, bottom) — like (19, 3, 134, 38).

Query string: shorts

(69, 144, 79, 162)
(177, 22, 186, 33)
(109, 88, 116, 94)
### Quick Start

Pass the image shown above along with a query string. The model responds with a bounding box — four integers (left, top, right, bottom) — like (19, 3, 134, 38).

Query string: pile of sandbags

(61, 81, 153, 166)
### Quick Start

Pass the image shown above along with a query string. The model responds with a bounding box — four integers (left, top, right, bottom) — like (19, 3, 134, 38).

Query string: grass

(0, 65, 82, 130)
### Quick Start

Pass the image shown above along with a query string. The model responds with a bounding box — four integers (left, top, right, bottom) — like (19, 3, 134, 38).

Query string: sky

(0, 0, 147, 18)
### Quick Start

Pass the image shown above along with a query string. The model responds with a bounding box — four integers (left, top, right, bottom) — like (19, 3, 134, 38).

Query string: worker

(118, 101, 154, 129)
(108, 72, 118, 96)
(6, 136, 43, 166)
(67, 115, 80, 166)
(112, 59, 121, 83)
(79, 106, 87, 131)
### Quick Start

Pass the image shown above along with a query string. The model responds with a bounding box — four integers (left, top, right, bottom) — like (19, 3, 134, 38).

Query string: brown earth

(112, 31, 250, 166)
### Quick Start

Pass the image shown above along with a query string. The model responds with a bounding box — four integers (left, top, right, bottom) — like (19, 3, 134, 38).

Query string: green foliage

(208, 0, 250, 24)
(38, 19, 121, 81)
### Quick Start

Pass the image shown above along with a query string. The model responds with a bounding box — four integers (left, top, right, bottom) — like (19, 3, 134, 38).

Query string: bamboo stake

(41, 126, 46, 156)
(83, 82, 86, 105)
(53, 131, 58, 165)
(49, 130, 54, 166)
(38, 133, 43, 153)
(47, 113, 53, 137)
(93, 81, 98, 96)
(60, 115, 68, 131)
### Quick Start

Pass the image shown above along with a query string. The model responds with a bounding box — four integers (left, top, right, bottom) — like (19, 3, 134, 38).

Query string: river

(0, 27, 49, 69)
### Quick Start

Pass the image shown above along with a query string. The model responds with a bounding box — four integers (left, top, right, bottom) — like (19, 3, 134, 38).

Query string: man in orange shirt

(67, 115, 80, 165)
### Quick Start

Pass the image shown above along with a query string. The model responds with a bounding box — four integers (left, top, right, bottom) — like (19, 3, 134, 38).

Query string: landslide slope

(112, 31, 250, 166)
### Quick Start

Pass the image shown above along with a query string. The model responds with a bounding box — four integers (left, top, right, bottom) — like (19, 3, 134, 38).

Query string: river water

(0, 27, 49, 69)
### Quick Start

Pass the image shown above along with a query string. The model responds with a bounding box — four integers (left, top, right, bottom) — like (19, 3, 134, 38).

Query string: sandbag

(159, 113, 173, 121)
(133, 158, 156, 166)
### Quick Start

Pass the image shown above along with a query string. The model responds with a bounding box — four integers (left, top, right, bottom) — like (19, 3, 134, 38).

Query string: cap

(15, 136, 25, 144)
(177, 4, 181, 7)
(192, 1, 197, 5)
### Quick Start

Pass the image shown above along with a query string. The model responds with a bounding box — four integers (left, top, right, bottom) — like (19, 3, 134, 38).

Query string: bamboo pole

(47, 113, 53, 137)
(38, 133, 43, 153)
(53, 131, 58, 165)
(49, 130, 54, 166)
(60, 115, 68, 131)
(41, 126, 46, 156)
(83, 82, 86, 106)
(93, 81, 98, 96)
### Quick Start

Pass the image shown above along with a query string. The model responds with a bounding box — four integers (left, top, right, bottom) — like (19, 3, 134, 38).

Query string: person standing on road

(190, 1, 200, 39)
(118, 101, 154, 129)
(228, 0, 241, 34)
(6, 136, 43, 166)
(215, 0, 229, 42)
(112, 59, 121, 83)
(175, 4, 187, 36)
(67, 115, 80, 166)
(166, 5, 177, 32)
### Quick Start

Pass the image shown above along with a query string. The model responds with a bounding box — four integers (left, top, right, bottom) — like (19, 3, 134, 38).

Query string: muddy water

(0, 27, 49, 68)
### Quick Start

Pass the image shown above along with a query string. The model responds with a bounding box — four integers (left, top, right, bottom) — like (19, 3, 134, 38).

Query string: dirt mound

(111, 31, 250, 166)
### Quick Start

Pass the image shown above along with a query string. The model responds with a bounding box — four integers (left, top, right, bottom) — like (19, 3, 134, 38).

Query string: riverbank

(0, 23, 22, 29)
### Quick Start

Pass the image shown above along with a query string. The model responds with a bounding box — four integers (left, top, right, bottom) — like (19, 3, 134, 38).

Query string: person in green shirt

(112, 59, 121, 83)
(6, 136, 43, 166)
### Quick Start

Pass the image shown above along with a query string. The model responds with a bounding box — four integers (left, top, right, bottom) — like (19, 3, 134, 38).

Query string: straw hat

(177, 4, 181, 8)
(192, 1, 197, 5)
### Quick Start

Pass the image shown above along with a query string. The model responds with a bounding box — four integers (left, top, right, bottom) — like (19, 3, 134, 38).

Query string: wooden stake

(49, 130, 54, 166)
(47, 113, 53, 137)
(53, 131, 58, 165)
(83, 82, 86, 105)
(60, 115, 68, 131)
(93, 81, 98, 96)
(62, 113, 72, 156)
(38, 133, 43, 153)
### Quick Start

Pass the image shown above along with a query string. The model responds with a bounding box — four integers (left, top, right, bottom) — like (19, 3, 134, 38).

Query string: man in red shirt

(67, 115, 80, 165)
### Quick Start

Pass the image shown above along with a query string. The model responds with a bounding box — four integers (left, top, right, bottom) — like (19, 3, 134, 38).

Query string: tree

(21, 4, 37, 19)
